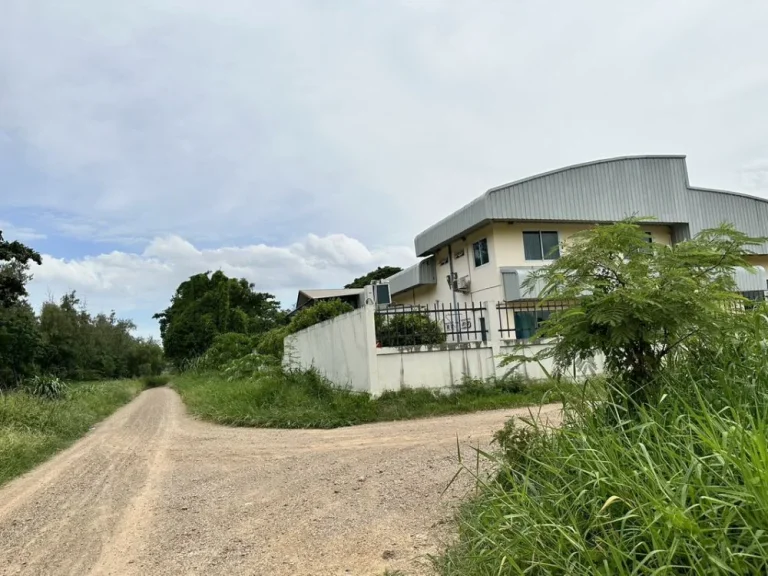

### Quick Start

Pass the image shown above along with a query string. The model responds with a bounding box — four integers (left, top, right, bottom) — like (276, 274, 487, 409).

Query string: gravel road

(0, 388, 560, 576)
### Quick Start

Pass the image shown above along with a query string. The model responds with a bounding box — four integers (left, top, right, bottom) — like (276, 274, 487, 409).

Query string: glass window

(513, 310, 552, 339)
(523, 232, 543, 260)
(645, 231, 653, 243)
(541, 232, 560, 259)
(523, 231, 559, 260)
(473, 238, 489, 267)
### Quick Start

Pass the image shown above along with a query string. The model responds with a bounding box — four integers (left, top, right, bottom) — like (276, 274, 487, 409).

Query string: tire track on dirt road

(0, 388, 560, 576)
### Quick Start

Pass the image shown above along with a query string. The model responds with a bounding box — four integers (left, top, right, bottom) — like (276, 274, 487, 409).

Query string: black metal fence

(375, 302, 487, 347)
(496, 300, 571, 341)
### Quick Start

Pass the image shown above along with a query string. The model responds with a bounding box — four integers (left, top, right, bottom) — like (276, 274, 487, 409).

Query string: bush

(201, 332, 257, 369)
(23, 375, 68, 400)
(257, 299, 354, 360)
(376, 312, 446, 347)
(290, 299, 354, 332)
(439, 313, 768, 575)
(142, 375, 171, 388)
(255, 326, 290, 359)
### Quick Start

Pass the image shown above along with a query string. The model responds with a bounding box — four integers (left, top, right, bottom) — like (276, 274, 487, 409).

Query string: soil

(0, 388, 560, 575)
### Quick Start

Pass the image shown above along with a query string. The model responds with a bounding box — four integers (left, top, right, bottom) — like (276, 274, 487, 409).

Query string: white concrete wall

(496, 342, 603, 380)
(283, 306, 377, 393)
(374, 343, 495, 395)
(285, 301, 603, 396)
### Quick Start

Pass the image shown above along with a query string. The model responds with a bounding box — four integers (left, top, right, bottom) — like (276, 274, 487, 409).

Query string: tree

(344, 266, 402, 289)
(0, 230, 42, 307)
(0, 302, 41, 386)
(510, 218, 766, 404)
(155, 271, 285, 366)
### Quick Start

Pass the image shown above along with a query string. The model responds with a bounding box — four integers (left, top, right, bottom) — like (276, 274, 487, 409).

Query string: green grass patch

(173, 369, 563, 429)
(0, 380, 142, 486)
(437, 373, 768, 575)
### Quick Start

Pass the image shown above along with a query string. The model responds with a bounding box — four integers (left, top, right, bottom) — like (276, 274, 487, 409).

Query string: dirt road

(0, 388, 560, 576)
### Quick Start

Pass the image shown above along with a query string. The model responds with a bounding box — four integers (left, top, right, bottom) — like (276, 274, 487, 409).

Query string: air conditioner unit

(456, 275, 471, 293)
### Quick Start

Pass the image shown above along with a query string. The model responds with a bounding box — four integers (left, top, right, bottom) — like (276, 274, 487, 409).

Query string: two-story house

(387, 155, 768, 338)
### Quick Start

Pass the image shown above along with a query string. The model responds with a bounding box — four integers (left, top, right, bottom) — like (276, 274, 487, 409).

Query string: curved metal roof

(414, 155, 768, 256)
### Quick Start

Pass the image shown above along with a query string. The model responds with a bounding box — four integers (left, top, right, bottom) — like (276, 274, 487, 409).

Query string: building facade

(387, 156, 768, 335)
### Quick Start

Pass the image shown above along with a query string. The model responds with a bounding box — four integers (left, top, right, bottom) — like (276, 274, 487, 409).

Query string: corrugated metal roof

(387, 257, 437, 296)
(414, 155, 768, 256)
(295, 288, 364, 311)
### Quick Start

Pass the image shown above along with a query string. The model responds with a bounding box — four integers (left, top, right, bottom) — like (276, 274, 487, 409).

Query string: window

(523, 231, 560, 260)
(645, 231, 653, 243)
(513, 310, 551, 340)
(473, 238, 489, 267)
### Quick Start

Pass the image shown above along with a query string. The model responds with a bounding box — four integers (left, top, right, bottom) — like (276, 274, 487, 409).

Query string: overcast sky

(2, 0, 768, 338)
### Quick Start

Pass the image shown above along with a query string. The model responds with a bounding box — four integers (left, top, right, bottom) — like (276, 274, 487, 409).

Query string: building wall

(283, 306, 376, 393)
(374, 344, 495, 395)
(393, 221, 673, 307)
(746, 254, 768, 270)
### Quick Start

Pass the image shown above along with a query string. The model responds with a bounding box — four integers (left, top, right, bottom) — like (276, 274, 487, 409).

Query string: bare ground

(0, 388, 560, 576)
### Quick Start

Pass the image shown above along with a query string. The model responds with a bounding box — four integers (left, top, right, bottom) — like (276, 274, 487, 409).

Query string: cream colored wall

(392, 221, 674, 308)
(491, 222, 673, 268)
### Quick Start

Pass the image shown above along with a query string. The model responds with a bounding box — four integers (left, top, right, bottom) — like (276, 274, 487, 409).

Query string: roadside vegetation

(439, 220, 768, 574)
(174, 354, 560, 429)
(0, 380, 142, 485)
(0, 229, 165, 486)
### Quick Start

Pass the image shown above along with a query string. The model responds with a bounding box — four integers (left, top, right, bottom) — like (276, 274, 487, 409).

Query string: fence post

(484, 301, 502, 379)
(363, 303, 380, 395)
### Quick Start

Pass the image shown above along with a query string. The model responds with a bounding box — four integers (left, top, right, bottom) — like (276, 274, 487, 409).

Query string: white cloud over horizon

(25, 232, 416, 339)
(3, 0, 768, 338)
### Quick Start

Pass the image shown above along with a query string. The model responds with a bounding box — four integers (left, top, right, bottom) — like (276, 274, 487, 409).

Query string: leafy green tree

(344, 266, 402, 289)
(510, 218, 766, 403)
(155, 271, 285, 366)
(0, 230, 42, 307)
(0, 302, 41, 386)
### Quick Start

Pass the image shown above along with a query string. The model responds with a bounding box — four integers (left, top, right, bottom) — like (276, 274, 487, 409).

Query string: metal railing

(375, 302, 487, 347)
(496, 300, 570, 341)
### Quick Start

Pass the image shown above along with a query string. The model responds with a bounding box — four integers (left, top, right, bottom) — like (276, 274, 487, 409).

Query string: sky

(2, 0, 768, 339)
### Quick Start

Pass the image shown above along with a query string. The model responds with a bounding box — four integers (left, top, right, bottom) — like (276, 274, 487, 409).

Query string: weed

(23, 374, 68, 400)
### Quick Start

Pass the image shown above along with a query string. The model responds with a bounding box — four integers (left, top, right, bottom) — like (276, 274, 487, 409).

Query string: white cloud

(26, 233, 416, 338)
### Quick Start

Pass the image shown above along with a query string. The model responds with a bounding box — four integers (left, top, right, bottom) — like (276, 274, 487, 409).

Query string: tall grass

(438, 313, 768, 575)
(0, 380, 142, 486)
(173, 361, 562, 429)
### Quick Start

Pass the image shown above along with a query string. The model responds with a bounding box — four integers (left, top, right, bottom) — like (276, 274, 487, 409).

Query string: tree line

(0, 231, 164, 387)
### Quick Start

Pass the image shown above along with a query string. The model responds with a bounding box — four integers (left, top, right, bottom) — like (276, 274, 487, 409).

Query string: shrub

(23, 375, 68, 400)
(201, 332, 257, 369)
(142, 375, 171, 388)
(257, 299, 354, 360)
(255, 326, 290, 359)
(376, 312, 446, 347)
(505, 219, 767, 405)
(440, 312, 768, 575)
(290, 299, 354, 332)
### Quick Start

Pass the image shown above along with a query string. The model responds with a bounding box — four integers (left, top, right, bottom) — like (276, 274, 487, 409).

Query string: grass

(173, 366, 563, 429)
(0, 380, 142, 486)
(437, 346, 768, 573)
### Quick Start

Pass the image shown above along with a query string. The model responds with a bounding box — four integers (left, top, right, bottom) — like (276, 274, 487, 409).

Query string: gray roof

(295, 288, 364, 310)
(414, 155, 768, 256)
(387, 257, 438, 296)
